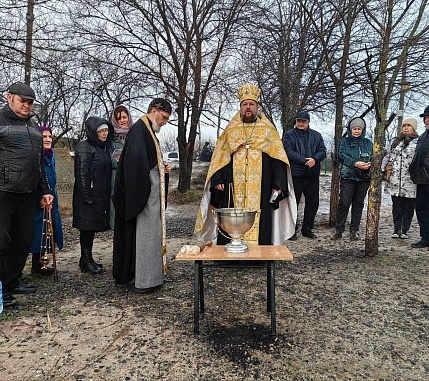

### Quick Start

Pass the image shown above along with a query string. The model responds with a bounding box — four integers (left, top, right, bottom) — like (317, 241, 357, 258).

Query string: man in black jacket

(0, 82, 53, 307)
(410, 105, 429, 248)
(283, 111, 326, 239)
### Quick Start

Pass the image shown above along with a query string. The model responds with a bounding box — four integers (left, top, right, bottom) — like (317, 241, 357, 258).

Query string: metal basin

(215, 208, 256, 239)
(214, 208, 257, 253)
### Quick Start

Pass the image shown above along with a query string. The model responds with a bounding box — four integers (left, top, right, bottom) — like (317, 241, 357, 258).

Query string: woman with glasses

(72, 117, 113, 274)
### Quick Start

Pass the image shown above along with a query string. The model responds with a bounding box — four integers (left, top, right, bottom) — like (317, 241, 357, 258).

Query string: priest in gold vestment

(195, 84, 296, 245)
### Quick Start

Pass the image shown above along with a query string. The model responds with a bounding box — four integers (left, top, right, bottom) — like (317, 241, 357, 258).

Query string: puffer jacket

(282, 127, 327, 177)
(338, 117, 373, 181)
(0, 104, 49, 195)
(72, 117, 113, 231)
(409, 130, 429, 184)
(382, 136, 418, 198)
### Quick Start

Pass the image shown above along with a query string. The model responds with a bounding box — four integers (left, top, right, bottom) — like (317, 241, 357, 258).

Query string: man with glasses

(0, 82, 53, 307)
(112, 98, 172, 293)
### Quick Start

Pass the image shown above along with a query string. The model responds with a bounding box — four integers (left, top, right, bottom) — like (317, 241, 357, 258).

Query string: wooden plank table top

(176, 244, 293, 262)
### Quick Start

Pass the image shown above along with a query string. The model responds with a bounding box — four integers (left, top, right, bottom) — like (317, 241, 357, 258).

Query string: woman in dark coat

(73, 117, 113, 274)
(30, 126, 64, 275)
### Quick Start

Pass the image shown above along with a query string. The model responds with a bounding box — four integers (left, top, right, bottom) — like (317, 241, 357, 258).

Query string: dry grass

(168, 188, 202, 204)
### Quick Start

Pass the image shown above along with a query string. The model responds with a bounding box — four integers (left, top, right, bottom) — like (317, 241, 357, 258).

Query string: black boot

(31, 253, 54, 276)
(79, 231, 102, 274)
(79, 256, 103, 269)
(78, 230, 103, 269)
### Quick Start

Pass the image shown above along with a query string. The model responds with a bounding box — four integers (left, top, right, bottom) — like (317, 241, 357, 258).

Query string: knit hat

(350, 118, 365, 129)
(96, 123, 109, 132)
(40, 125, 52, 134)
(401, 117, 417, 131)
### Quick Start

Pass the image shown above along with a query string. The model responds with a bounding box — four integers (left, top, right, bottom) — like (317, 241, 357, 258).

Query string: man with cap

(195, 84, 296, 246)
(409, 105, 429, 248)
(331, 117, 372, 241)
(283, 111, 327, 239)
(113, 98, 172, 292)
(0, 82, 53, 307)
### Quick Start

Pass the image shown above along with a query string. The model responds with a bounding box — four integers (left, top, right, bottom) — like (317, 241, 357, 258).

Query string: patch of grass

(377, 254, 391, 261)
(168, 188, 202, 204)
(192, 170, 208, 188)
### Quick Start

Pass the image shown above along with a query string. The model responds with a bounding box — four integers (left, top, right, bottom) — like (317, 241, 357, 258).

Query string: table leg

(199, 262, 204, 312)
(269, 261, 276, 337)
(194, 260, 202, 334)
(266, 263, 271, 312)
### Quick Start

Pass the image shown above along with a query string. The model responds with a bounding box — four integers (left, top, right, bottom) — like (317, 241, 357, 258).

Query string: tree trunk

(364, 0, 392, 257)
(329, 88, 344, 226)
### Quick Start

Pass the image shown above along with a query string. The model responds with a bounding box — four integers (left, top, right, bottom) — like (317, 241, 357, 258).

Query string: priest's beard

(152, 121, 161, 133)
(241, 113, 257, 123)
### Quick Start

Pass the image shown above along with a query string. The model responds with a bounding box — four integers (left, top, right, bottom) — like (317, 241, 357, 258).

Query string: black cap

(148, 98, 172, 114)
(419, 105, 429, 118)
(296, 110, 310, 121)
(8, 82, 36, 100)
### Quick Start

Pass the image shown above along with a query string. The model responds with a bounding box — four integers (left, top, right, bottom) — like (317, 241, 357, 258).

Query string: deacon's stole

(141, 115, 168, 275)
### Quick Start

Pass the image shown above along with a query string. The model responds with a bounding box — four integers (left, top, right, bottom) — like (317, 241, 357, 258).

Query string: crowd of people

(1, 81, 428, 309)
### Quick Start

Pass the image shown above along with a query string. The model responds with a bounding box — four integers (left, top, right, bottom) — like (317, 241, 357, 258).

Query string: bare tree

(362, 0, 429, 256)
(65, 0, 251, 191)
(300, 0, 366, 226)
(243, 1, 333, 134)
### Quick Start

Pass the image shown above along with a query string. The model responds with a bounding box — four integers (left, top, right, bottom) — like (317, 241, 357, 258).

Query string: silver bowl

(214, 208, 257, 252)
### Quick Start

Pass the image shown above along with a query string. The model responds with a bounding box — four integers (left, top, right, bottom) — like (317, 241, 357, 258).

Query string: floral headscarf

(111, 105, 133, 140)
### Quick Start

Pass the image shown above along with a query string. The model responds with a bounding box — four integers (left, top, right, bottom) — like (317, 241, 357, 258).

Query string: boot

(79, 230, 102, 274)
(79, 256, 103, 269)
(80, 249, 102, 274)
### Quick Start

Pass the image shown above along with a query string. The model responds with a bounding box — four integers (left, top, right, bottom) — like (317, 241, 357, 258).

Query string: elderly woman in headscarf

(382, 118, 419, 239)
(110, 105, 133, 229)
(29, 126, 64, 276)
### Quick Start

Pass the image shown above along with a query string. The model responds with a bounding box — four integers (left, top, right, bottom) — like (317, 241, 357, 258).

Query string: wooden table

(176, 245, 293, 336)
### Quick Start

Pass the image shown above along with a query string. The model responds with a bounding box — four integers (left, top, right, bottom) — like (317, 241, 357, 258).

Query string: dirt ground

(1, 166, 428, 381)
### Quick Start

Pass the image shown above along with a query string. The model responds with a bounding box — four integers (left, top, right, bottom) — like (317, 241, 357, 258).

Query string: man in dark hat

(282, 110, 326, 240)
(409, 105, 429, 248)
(0, 82, 53, 307)
(112, 98, 172, 292)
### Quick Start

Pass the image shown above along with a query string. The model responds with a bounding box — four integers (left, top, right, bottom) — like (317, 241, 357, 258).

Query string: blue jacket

(282, 127, 326, 177)
(30, 153, 64, 253)
(338, 118, 373, 181)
